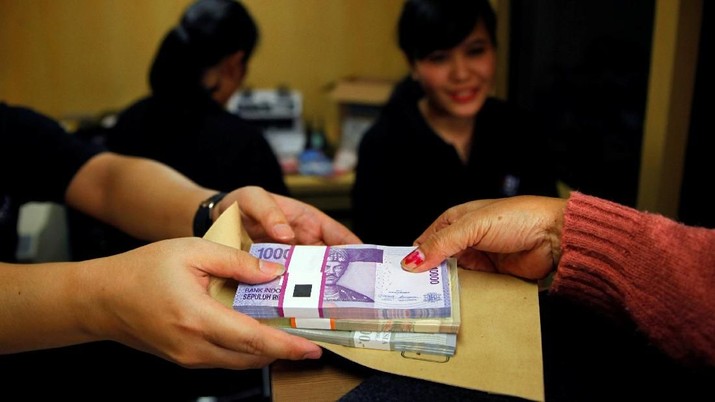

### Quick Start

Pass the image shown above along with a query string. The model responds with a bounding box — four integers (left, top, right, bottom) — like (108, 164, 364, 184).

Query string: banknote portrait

(324, 247, 376, 302)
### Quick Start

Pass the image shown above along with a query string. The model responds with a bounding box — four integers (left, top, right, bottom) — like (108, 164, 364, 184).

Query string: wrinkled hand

(221, 186, 361, 246)
(90, 237, 322, 369)
(400, 196, 566, 281)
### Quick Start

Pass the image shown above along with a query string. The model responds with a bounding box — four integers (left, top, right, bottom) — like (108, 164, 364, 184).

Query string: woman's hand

(401, 196, 566, 281)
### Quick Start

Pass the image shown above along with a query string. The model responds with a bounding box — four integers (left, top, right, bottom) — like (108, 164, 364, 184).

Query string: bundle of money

(260, 260, 460, 333)
(233, 243, 454, 320)
(279, 327, 457, 356)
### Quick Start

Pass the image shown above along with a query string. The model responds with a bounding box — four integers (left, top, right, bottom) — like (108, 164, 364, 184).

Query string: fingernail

(273, 223, 293, 240)
(259, 260, 286, 276)
(401, 249, 425, 271)
(303, 349, 322, 359)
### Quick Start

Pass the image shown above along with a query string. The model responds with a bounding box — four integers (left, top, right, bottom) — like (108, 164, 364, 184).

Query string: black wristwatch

(193, 192, 227, 237)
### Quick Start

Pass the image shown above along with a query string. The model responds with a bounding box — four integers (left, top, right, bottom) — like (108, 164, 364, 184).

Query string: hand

(221, 186, 361, 246)
(88, 237, 322, 369)
(400, 196, 566, 280)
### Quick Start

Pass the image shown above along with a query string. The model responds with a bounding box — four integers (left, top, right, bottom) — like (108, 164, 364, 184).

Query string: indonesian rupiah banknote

(260, 258, 460, 333)
(233, 243, 454, 320)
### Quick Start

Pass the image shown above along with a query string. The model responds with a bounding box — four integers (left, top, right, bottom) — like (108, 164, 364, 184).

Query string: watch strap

(193, 192, 227, 237)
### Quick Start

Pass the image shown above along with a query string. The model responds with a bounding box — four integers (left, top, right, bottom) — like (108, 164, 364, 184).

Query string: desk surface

(284, 172, 355, 195)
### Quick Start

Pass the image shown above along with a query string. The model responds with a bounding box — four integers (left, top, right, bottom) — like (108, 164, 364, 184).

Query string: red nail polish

(402, 249, 425, 268)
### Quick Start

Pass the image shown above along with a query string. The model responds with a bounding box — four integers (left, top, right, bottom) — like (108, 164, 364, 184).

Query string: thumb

(197, 241, 286, 284)
(401, 216, 483, 273)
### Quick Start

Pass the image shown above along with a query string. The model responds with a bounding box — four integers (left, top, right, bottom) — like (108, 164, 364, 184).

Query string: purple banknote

(233, 243, 453, 320)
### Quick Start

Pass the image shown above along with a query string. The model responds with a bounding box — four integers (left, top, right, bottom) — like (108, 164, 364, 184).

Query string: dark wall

(509, 0, 655, 207)
(679, 1, 713, 228)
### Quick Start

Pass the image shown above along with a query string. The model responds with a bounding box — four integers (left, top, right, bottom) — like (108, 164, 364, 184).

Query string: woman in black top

(106, 0, 287, 195)
(352, 0, 558, 246)
(79, 0, 289, 258)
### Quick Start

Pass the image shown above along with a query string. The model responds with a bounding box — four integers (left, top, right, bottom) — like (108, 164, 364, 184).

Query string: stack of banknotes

(233, 243, 460, 356)
(280, 327, 457, 356)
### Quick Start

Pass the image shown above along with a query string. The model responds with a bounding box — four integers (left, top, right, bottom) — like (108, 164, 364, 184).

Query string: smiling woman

(351, 0, 560, 247)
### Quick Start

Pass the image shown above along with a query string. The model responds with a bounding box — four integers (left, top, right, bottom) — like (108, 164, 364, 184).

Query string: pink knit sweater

(552, 191, 715, 367)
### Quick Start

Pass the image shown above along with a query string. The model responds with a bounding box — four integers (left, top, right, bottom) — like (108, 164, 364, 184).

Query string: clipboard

(207, 203, 544, 401)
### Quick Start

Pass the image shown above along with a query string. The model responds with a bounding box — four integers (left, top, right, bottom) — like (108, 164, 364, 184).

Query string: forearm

(0, 261, 101, 353)
(552, 192, 715, 366)
(65, 153, 215, 241)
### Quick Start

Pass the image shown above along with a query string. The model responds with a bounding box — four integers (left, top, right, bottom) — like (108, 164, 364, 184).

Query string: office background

(0, 0, 408, 145)
(0, 0, 710, 225)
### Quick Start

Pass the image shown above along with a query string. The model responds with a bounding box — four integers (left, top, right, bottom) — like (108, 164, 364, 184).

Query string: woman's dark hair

(149, 0, 258, 98)
(398, 0, 496, 62)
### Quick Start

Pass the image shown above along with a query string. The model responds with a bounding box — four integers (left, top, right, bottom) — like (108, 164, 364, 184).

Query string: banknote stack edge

(233, 243, 461, 356)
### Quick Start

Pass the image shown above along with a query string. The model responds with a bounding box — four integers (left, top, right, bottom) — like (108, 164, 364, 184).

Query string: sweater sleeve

(551, 191, 715, 367)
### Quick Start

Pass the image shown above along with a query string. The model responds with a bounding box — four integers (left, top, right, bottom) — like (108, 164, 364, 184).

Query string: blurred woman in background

(72, 0, 288, 259)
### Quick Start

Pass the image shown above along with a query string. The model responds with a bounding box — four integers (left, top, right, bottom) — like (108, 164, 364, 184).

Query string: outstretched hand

(88, 237, 322, 369)
(221, 186, 361, 246)
(400, 196, 566, 281)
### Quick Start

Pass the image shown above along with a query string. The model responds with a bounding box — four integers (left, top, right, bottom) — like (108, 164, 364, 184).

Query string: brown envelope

(207, 203, 544, 402)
